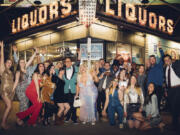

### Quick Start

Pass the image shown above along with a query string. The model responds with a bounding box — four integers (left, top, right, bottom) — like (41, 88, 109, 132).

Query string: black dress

(52, 75, 66, 104)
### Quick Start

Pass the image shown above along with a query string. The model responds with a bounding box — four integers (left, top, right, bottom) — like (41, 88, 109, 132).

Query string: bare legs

(63, 103, 70, 116)
(132, 112, 165, 131)
(57, 103, 64, 117)
(128, 120, 141, 129)
(57, 103, 70, 118)
(1, 95, 12, 129)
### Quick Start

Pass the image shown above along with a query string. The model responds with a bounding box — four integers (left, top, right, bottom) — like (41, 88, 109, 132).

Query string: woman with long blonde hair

(124, 75, 144, 129)
(75, 61, 99, 125)
(102, 78, 124, 129)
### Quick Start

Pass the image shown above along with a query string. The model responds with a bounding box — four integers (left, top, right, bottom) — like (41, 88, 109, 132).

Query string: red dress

(16, 79, 42, 125)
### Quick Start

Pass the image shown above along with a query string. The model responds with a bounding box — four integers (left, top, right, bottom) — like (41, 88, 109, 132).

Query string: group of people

(0, 41, 180, 133)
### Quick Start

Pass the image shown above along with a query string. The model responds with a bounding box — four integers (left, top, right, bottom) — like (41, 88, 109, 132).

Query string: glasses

(65, 61, 71, 63)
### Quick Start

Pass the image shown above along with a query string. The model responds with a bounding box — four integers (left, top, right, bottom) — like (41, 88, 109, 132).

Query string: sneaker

(91, 122, 95, 126)
(119, 124, 124, 129)
(64, 120, 69, 123)
(73, 121, 79, 125)
(82, 121, 86, 125)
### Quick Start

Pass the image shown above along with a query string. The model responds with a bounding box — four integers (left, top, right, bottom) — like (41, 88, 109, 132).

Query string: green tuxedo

(63, 65, 79, 94)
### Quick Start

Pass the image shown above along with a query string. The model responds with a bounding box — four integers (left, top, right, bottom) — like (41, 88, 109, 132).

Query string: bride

(75, 62, 99, 125)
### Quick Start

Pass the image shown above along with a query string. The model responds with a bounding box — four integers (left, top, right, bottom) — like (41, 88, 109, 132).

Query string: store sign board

(104, 0, 174, 35)
(11, 0, 174, 35)
(80, 43, 103, 60)
(12, 0, 76, 33)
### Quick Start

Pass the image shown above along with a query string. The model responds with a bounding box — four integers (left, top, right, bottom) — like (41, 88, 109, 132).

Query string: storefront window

(26, 49, 33, 61)
(19, 51, 25, 60)
(37, 42, 77, 62)
(132, 46, 145, 64)
(106, 42, 144, 64)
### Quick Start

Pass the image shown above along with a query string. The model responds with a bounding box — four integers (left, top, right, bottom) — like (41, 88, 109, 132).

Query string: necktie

(168, 66, 171, 88)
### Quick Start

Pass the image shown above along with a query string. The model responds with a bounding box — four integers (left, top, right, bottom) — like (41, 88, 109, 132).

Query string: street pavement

(0, 120, 179, 135)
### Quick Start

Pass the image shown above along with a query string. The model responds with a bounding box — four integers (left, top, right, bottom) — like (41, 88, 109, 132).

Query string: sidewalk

(0, 100, 179, 135)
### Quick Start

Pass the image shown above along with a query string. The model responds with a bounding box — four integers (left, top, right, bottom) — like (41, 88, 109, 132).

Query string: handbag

(73, 97, 82, 108)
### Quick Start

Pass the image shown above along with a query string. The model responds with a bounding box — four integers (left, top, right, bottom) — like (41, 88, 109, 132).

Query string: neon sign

(11, 0, 174, 35)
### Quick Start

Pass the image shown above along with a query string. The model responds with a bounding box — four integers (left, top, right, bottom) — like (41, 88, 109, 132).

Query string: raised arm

(25, 48, 38, 69)
(12, 45, 19, 64)
(157, 41, 164, 66)
(0, 41, 5, 74)
(33, 73, 40, 102)
(12, 71, 20, 92)
(91, 69, 99, 83)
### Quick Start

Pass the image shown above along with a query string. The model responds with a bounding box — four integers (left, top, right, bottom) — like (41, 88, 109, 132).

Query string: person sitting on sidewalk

(133, 83, 165, 131)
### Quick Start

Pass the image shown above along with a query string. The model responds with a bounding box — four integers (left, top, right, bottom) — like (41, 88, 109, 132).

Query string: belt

(170, 85, 180, 88)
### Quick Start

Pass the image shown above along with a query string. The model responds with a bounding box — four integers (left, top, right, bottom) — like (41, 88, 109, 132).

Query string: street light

(34, 0, 42, 5)
(141, 0, 149, 4)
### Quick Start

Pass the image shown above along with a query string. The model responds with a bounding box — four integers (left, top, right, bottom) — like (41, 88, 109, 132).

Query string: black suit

(97, 72, 115, 118)
(165, 60, 180, 129)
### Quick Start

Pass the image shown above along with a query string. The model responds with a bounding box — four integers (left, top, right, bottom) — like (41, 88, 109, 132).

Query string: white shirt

(166, 65, 180, 87)
(66, 66, 73, 80)
(119, 80, 128, 88)
(102, 76, 107, 89)
(124, 88, 144, 112)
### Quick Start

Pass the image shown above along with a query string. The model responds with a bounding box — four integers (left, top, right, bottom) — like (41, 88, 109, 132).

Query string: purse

(73, 97, 82, 108)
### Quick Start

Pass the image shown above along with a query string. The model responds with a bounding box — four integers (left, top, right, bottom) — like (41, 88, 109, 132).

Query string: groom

(63, 57, 80, 124)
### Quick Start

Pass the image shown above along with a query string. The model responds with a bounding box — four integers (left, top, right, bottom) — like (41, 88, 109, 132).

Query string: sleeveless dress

(0, 68, 14, 100)
(107, 88, 123, 125)
(79, 74, 98, 122)
(52, 75, 66, 104)
(16, 79, 42, 125)
(16, 72, 29, 112)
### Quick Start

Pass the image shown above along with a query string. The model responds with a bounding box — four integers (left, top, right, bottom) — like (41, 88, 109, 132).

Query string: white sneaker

(91, 122, 95, 126)
(119, 124, 124, 129)
(82, 121, 86, 125)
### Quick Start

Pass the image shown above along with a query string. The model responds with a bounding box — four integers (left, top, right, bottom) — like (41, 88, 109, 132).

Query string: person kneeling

(133, 83, 165, 131)
(102, 78, 124, 129)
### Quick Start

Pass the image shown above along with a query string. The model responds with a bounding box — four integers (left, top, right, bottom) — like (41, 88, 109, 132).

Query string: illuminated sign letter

(167, 19, 174, 35)
(60, 0, 72, 15)
(149, 12, 157, 29)
(118, 0, 122, 17)
(49, 1, 59, 20)
(39, 6, 47, 24)
(126, 4, 137, 22)
(105, 0, 115, 15)
(12, 19, 17, 33)
(138, 7, 147, 26)
(30, 10, 37, 26)
(159, 16, 166, 32)
(22, 14, 29, 30)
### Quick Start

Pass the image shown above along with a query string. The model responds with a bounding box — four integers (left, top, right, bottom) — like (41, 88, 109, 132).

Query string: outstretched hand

(157, 41, 162, 48)
(12, 45, 17, 52)
(34, 47, 39, 54)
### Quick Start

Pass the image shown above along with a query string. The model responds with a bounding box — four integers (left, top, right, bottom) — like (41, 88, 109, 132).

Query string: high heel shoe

(43, 119, 50, 126)
(159, 122, 165, 133)
(1, 124, 9, 130)
(16, 118, 24, 127)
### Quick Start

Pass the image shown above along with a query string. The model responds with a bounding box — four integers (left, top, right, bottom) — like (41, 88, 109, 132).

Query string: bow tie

(66, 67, 71, 70)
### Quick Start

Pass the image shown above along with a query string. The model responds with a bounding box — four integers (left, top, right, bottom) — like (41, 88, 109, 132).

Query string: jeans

(108, 105, 123, 125)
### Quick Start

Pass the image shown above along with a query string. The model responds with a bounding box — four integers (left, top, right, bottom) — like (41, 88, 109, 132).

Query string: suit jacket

(172, 60, 180, 78)
(98, 72, 115, 91)
(165, 60, 180, 85)
(63, 65, 79, 94)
